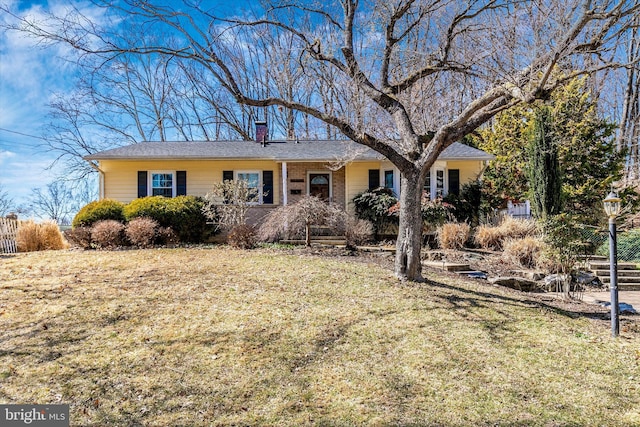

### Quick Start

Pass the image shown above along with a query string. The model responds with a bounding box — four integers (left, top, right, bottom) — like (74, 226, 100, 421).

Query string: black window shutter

(137, 171, 148, 198)
(223, 170, 234, 181)
(176, 171, 187, 196)
(449, 169, 460, 195)
(368, 170, 380, 190)
(263, 171, 274, 204)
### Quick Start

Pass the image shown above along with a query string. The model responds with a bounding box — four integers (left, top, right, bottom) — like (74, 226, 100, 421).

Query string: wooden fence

(0, 217, 19, 253)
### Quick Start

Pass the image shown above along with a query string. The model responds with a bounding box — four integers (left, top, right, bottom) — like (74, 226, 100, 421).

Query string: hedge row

(72, 196, 212, 243)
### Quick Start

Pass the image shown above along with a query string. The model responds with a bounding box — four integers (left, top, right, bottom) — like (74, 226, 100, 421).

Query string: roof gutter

(85, 159, 105, 199)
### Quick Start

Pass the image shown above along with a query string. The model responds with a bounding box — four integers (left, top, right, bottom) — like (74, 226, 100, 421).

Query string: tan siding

(99, 160, 280, 204)
(345, 162, 382, 213)
(446, 160, 486, 185)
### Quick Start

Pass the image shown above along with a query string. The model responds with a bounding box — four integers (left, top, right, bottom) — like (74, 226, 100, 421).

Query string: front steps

(589, 260, 640, 291)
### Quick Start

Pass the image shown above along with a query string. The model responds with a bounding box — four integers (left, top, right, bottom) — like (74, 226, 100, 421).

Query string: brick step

(423, 261, 471, 272)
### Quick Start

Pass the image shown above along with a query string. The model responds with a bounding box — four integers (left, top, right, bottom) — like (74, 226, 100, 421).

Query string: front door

(309, 173, 330, 200)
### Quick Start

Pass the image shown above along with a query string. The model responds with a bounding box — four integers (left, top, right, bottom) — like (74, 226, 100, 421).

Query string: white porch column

(282, 162, 288, 205)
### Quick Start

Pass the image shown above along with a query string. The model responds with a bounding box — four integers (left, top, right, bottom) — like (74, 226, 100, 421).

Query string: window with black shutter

(448, 169, 460, 196)
(368, 169, 380, 190)
(263, 171, 274, 204)
(176, 171, 187, 196)
(137, 171, 148, 198)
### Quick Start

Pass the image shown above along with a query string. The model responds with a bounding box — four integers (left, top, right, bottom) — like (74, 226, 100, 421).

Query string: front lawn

(1, 247, 639, 426)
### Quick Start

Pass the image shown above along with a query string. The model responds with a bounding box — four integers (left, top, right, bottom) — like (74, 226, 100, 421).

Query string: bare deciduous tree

(26, 181, 76, 225)
(618, 18, 640, 183)
(5, 0, 639, 280)
(0, 183, 14, 216)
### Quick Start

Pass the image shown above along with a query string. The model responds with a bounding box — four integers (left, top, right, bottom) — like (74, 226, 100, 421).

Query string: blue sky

(0, 0, 256, 213)
(0, 0, 79, 210)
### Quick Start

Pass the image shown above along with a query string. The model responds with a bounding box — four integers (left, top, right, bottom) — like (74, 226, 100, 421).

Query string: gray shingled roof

(85, 140, 494, 162)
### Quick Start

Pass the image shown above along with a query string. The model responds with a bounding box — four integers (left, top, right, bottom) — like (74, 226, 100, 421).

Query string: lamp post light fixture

(603, 191, 621, 337)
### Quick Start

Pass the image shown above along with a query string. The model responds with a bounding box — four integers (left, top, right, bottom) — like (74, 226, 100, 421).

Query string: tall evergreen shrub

(527, 107, 562, 219)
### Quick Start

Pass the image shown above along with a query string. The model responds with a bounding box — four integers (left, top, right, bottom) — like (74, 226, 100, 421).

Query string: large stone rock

(488, 276, 539, 292)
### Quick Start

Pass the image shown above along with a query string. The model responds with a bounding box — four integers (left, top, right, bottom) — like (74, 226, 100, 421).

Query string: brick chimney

(255, 121, 268, 144)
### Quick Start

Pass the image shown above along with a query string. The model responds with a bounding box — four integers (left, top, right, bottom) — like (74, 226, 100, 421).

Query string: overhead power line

(0, 127, 47, 141)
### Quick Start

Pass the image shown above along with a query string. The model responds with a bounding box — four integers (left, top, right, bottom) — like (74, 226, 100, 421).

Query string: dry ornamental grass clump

(437, 222, 471, 250)
(474, 217, 539, 250)
(16, 220, 68, 252)
(502, 236, 548, 269)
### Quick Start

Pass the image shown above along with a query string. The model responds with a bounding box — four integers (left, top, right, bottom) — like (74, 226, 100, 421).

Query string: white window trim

(424, 166, 449, 200)
(307, 170, 333, 201)
(235, 170, 263, 204)
(381, 168, 400, 196)
(436, 168, 445, 198)
(149, 170, 176, 197)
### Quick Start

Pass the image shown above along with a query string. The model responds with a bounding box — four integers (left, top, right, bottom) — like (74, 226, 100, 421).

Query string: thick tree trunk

(394, 172, 425, 281)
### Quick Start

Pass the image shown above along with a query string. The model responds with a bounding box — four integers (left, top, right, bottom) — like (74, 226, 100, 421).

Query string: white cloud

(0, 1, 110, 204)
(0, 150, 17, 161)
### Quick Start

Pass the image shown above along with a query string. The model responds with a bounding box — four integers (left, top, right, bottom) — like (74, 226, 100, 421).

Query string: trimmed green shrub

(352, 188, 398, 237)
(72, 199, 125, 228)
(123, 196, 208, 243)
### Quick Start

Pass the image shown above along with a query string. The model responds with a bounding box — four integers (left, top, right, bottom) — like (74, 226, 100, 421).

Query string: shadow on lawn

(421, 276, 610, 322)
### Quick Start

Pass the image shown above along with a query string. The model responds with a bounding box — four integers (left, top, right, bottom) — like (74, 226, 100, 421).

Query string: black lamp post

(603, 191, 621, 338)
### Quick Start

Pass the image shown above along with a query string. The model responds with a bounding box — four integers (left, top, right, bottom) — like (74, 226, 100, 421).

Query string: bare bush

(64, 226, 93, 249)
(91, 220, 125, 248)
(157, 227, 179, 246)
(502, 237, 548, 269)
(126, 217, 158, 248)
(345, 217, 374, 247)
(203, 180, 257, 231)
(17, 220, 68, 252)
(228, 224, 257, 249)
(257, 196, 346, 246)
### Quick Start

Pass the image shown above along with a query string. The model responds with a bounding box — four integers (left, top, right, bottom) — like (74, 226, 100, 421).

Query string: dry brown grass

(502, 236, 548, 269)
(16, 220, 68, 252)
(1, 247, 639, 426)
(475, 217, 539, 250)
(437, 222, 471, 250)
